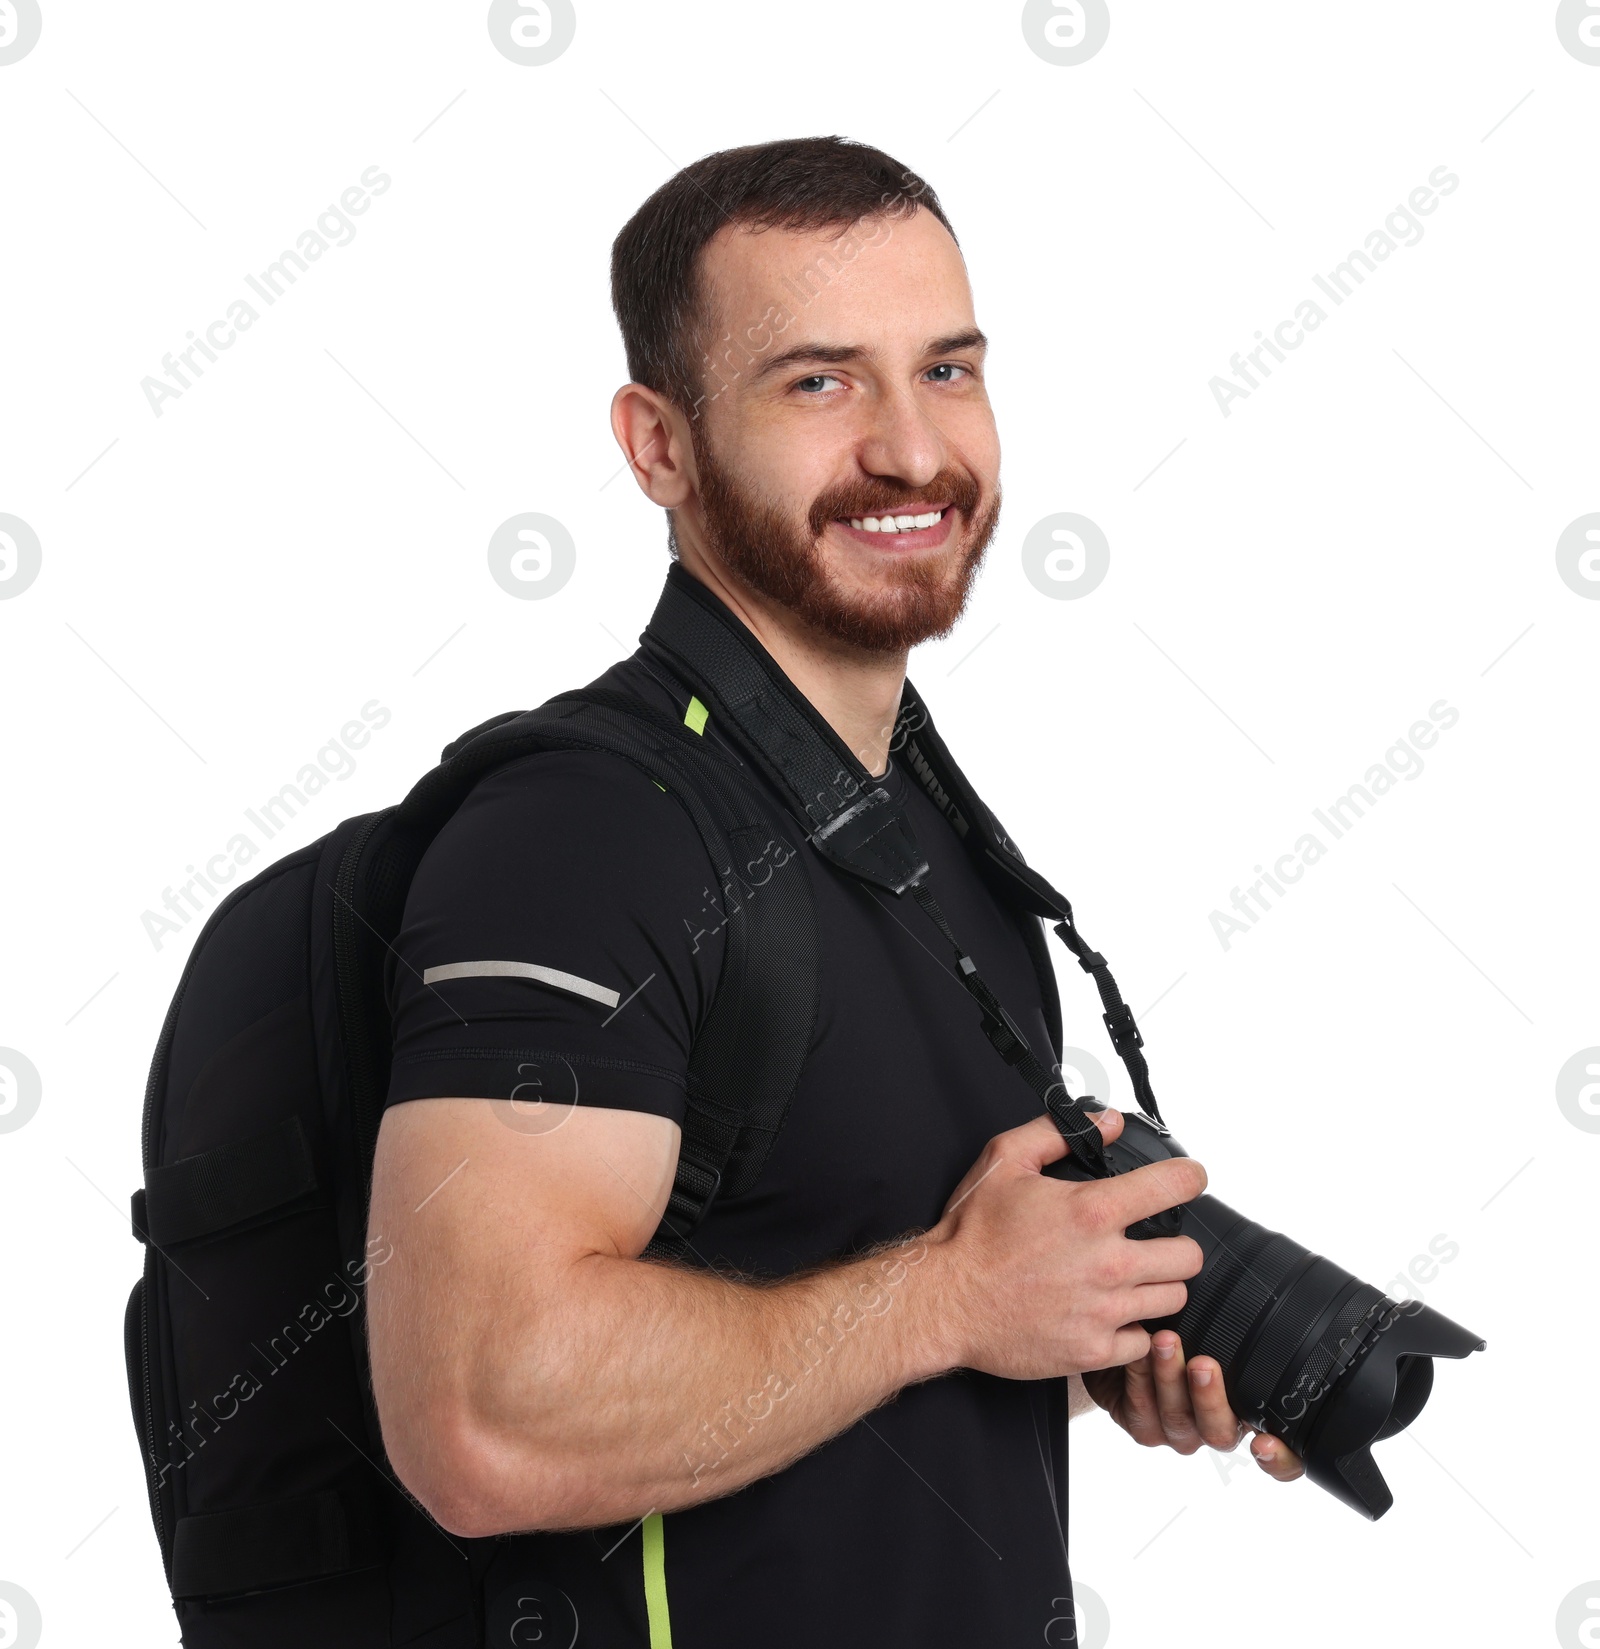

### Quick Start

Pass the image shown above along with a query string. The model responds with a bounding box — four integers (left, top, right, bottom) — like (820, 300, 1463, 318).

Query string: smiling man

(366, 136, 1300, 1647)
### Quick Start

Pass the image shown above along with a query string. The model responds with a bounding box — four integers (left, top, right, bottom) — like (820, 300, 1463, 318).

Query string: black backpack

(124, 681, 827, 1646)
(125, 566, 1160, 1645)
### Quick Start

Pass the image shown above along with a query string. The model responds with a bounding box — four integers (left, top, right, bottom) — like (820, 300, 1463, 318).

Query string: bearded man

(367, 135, 1301, 1648)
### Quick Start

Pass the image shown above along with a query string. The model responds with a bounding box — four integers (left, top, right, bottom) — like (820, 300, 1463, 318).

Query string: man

(366, 136, 1302, 1645)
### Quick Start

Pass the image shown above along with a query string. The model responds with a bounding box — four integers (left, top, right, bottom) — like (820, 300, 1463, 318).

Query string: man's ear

(610, 383, 696, 508)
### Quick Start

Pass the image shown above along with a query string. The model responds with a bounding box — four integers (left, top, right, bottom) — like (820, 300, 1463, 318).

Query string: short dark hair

(610, 135, 958, 420)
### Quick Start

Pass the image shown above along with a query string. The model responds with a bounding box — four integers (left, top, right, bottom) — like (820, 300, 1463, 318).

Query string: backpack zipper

(138, 1255, 166, 1557)
(137, 938, 193, 1565)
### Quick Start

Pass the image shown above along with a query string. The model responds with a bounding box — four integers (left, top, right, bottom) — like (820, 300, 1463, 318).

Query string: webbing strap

(136, 1114, 321, 1248)
(641, 1511, 673, 1647)
(891, 689, 1167, 1133)
(1048, 917, 1166, 1130)
(169, 1487, 381, 1599)
(909, 884, 1110, 1178)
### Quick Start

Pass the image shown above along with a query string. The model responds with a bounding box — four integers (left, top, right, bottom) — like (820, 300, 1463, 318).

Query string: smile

(831, 505, 955, 549)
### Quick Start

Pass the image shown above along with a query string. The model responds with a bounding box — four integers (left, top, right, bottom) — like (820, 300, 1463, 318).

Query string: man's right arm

(367, 1096, 1206, 1540)
(366, 1095, 961, 1537)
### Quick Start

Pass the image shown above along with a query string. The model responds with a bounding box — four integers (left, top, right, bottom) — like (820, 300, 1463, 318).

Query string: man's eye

(925, 363, 971, 383)
(795, 373, 843, 393)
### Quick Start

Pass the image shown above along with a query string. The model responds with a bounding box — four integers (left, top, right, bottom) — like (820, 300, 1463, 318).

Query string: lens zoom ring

(1238, 1257, 1349, 1417)
(1179, 1229, 1304, 1370)
(1169, 1227, 1270, 1348)
(1203, 1233, 1308, 1371)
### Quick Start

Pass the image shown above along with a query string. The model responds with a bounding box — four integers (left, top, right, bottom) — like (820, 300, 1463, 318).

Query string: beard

(687, 424, 1001, 655)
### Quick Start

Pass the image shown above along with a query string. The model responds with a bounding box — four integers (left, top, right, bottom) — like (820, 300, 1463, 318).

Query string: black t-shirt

(385, 644, 1077, 1646)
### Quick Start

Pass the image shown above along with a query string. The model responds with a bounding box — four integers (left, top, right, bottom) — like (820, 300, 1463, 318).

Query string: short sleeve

(383, 749, 727, 1125)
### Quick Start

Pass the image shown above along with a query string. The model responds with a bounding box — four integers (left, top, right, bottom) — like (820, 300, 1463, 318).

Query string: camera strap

(907, 879, 1115, 1175)
(641, 564, 1166, 1179)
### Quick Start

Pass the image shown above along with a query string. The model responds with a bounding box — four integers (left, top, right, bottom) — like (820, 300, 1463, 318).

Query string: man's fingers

(1055, 1103, 1125, 1160)
(1115, 1351, 1164, 1441)
(1105, 1331, 1308, 1483)
(1128, 1281, 1190, 1321)
(1096, 1156, 1208, 1227)
(1122, 1234, 1204, 1287)
(1105, 1324, 1153, 1367)
(1149, 1333, 1203, 1452)
(1008, 1107, 1126, 1174)
(1182, 1351, 1246, 1451)
(1251, 1432, 1306, 1482)
(1091, 1105, 1125, 1146)
(941, 1107, 1128, 1217)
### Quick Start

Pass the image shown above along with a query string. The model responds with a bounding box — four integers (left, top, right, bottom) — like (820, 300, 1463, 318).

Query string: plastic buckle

(1103, 1003, 1143, 1053)
(976, 999, 1032, 1064)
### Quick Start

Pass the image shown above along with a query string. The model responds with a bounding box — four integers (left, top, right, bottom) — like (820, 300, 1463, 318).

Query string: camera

(1045, 1109, 1485, 1518)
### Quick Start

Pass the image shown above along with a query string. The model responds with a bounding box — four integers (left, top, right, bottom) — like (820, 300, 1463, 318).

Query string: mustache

(807, 467, 985, 536)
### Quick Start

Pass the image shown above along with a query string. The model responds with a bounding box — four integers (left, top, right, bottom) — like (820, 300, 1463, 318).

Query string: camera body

(1044, 1111, 1485, 1519)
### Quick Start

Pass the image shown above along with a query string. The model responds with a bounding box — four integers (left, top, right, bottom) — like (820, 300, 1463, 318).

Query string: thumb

(1013, 1102, 1124, 1171)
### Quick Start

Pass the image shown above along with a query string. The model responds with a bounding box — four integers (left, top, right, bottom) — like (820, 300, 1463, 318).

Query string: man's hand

(1081, 1330, 1305, 1482)
(930, 1111, 1208, 1381)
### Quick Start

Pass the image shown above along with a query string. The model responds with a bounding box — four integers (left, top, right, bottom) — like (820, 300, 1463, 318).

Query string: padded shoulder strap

(643, 566, 929, 894)
(407, 692, 818, 1257)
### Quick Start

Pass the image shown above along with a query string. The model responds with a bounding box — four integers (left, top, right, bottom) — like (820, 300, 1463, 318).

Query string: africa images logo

(138, 168, 392, 418)
(1209, 700, 1459, 949)
(0, 0, 43, 66)
(1208, 167, 1460, 417)
(0, 514, 42, 600)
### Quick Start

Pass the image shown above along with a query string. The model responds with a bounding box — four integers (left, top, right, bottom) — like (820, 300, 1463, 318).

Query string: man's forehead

(696, 208, 973, 341)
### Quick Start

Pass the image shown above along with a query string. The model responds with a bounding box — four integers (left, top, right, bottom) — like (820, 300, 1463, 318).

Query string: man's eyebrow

(925, 327, 988, 357)
(748, 327, 989, 384)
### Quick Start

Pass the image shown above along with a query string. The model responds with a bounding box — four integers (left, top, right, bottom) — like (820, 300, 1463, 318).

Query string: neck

(673, 543, 906, 779)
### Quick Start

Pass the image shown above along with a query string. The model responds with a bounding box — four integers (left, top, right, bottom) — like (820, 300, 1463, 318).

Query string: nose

(853, 386, 949, 494)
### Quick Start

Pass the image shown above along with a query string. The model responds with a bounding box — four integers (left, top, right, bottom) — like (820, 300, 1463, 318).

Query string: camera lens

(1046, 1113, 1485, 1518)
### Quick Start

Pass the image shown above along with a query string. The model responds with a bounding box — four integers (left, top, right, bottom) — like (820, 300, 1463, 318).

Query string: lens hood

(1297, 1298, 1485, 1518)
(1047, 1112, 1486, 1518)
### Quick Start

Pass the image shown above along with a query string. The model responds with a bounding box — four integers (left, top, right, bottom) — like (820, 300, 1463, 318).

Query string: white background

(1, 2, 1596, 1644)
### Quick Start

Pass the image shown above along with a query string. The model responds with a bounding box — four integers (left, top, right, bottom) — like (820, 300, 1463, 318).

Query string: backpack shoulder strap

(355, 691, 818, 1258)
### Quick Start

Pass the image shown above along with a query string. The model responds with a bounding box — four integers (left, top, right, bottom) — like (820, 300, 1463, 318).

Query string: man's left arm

(1070, 1333, 1306, 1483)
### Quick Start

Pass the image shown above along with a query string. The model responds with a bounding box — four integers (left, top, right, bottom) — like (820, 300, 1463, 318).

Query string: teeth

(848, 509, 944, 533)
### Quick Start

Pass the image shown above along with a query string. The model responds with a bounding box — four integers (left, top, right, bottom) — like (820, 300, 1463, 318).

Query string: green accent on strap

(683, 695, 709, 736)
(642, 1511, 672, 1647)
(652, 780, 666, 792)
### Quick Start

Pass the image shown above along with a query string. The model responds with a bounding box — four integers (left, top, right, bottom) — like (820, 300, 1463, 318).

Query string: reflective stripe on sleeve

(420, 960, 622, 1009)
